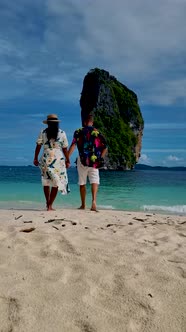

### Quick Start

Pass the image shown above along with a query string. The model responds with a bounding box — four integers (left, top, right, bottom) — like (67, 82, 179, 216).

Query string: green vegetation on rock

(80, 68, 144, 170)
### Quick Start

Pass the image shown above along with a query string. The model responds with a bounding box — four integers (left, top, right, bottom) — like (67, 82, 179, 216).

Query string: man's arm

(101, 147, 107, 159)
(33, 144, 42, 166)
(99, 132, 108, 159)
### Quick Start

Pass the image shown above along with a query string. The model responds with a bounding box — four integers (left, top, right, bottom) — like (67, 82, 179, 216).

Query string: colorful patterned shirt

(72, 126, 107, 168)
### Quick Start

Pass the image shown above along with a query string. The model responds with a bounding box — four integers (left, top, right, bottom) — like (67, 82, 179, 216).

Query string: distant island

(0, 164, 186, 171)
(135, 164, 186, 171)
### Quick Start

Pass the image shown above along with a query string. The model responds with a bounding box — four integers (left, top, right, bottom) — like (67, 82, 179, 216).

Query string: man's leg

(77, 157, 87, 209)
(91, 183, 98, 211)
(48, 187, 58, 211)
(89, 168, 100, 211)
(43, 186, 50, 209)
(79, 185, 86, 209)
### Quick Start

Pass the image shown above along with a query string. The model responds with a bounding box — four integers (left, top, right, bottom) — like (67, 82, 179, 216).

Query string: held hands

(65, 159, 70, 169)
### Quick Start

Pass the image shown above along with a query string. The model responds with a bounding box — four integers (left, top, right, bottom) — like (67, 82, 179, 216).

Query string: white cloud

(139, 153, 151, 164)
(142, 79, 186, 106)
(143, 149, 186, 153)
(145, 123, 186, 130)
(167, 155, 183, 161)
(0, 0, 186, 105)
(161, 154, 186, 166)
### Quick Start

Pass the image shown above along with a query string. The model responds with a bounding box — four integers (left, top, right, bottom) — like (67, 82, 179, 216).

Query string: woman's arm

(33, 144, 42, 166)
(68, 142, 76, 157)
(62, 147, 70, 168)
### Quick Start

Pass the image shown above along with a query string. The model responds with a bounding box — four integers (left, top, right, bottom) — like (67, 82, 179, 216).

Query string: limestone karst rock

(80, 68, 144, 170)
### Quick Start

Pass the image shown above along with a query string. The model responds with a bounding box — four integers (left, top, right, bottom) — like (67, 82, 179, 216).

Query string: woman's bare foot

(47, 205, 55, 211)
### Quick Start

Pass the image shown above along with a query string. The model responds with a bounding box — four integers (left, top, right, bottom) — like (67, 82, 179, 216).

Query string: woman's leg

(43, 186, 50, 209)
(48, 187, 58, 211)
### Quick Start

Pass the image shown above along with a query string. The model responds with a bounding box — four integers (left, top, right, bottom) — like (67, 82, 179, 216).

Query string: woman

(33, 114, 70, 211)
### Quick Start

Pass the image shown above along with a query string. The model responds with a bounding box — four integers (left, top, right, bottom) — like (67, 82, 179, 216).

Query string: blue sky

(0, 0, 185, 166)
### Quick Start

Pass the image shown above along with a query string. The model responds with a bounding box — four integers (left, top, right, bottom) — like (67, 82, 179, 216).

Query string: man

(68, 114, 107, 211)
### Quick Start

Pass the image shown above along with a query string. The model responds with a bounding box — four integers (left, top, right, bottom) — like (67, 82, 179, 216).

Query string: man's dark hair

(84, 114, 94, 125)
(46, 122, 59, 140)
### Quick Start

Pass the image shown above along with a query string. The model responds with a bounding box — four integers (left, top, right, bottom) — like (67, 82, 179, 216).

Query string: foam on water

(97, 205, 116, 210)
(143, 205, 186, 215)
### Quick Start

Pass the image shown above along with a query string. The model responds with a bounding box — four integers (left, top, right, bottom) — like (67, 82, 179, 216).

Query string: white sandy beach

(0, 208, 186, 332)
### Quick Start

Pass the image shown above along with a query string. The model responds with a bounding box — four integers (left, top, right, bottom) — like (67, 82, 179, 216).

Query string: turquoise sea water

(0, 166, 186, 215)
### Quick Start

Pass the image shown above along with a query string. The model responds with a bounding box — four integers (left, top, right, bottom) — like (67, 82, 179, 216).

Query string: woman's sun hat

(43, 114, 60, 124)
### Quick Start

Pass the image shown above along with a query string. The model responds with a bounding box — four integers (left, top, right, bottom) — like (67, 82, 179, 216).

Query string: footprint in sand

(168, 259, 186, 279)
(0, 296, 20, 331)
(144, 239, 158, 246)
(77, 320, 97, 332)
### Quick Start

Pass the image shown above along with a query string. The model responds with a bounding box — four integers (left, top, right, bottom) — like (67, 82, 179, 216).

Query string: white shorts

(77, 157, 100, 185)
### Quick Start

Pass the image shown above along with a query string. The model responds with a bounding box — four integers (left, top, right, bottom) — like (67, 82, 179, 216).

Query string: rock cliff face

(80, 68, 144, 170)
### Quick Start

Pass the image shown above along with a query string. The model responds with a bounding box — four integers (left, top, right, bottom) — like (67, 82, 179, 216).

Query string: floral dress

(36, 129, 69, 194)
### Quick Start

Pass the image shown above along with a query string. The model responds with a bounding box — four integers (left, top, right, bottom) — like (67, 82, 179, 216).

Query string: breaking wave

(142, 205, 186, 214)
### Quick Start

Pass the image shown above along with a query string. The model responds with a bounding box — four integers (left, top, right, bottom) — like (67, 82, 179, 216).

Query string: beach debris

(62, 224, 66, 227)
(106, 223, 125, 228)
(63, 219, 77, 225)
(133, 217, 148, 222)
(23, 220, 33, 223)
(44, 218, 65, 223)
(20, 227, 35, 233)
(15, 215, 23, 220)
(148, 293, 153, 298)
(180, 221, 186, 225)
(85, 226, 89, 229)
(128, 222, 133, 225)
(52, 226, 59, 230)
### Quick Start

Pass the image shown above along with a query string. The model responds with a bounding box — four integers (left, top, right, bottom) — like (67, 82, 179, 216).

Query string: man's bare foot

(78, 205, 85, 210)
(90, 201, 98, 212)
